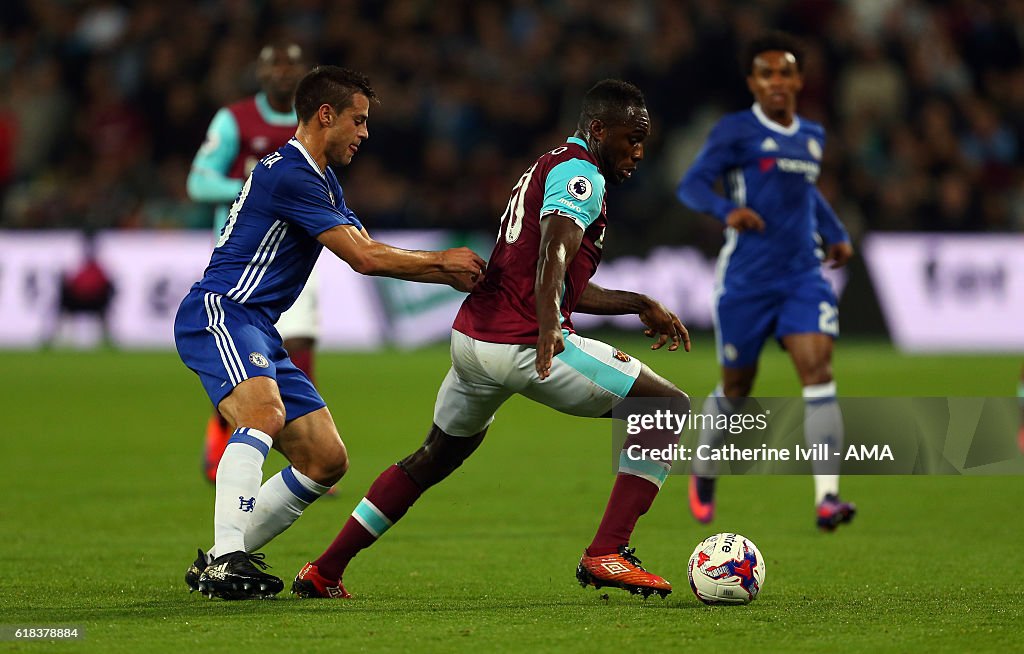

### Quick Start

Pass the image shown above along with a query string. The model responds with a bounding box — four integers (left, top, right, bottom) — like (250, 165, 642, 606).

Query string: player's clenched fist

(725, 207, 766, 232)
(825, 241, 853, 269)
(534, 328, 564, 379)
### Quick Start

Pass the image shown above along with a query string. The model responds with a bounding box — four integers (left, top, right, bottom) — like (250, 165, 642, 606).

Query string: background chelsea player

(677, 32, 856, 531)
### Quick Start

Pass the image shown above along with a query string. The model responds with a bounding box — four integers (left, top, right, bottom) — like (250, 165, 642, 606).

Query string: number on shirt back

(216, 175, 252, 248)
(500, 163, 537, 244)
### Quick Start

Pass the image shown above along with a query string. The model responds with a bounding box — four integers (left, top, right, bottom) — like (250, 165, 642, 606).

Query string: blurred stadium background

(1, 3, 1022, 650)
(0, 0, 1021, 354)
(2, 0, 1024, 356)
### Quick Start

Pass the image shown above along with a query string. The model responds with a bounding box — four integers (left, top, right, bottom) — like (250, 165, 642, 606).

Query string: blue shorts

(714, 273, 838, 369)
(174, 289, 325, 421)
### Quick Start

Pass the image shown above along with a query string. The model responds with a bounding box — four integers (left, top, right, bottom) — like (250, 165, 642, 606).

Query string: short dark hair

(577, 79, 646, 131)
(742, 31, 805, 74)
(295, 66, 378, 123)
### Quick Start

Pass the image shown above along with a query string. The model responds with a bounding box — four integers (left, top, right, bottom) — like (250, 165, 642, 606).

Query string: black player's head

(742, 32, 804, 123)
(296, 66, 378, 166)
(576, 80, 650, 185)
(257, 41, 307, 111)
(741, 31, 804, 75)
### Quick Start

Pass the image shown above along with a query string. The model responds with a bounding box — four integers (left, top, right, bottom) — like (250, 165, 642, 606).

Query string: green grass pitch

(1, 335, 1021, 652)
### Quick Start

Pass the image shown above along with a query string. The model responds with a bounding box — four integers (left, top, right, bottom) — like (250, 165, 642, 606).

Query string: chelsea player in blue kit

(677, 32, 856, 531)
(175, 66, 486, 600)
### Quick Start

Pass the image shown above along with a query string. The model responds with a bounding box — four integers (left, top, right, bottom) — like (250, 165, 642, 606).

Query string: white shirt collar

(288, 138, 325, 178)
(752, 103, 801, 136)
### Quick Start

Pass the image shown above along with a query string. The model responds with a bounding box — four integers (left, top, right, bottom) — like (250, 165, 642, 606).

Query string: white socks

(693, 381, 845, 505)
(211, 428, 273, 558)
(804, 381, 843, 504)
(244, 465, 331, 552)
(692, 385, 733, 478)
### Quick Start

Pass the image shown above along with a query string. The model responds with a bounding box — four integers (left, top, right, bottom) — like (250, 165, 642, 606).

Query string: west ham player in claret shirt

(677, 31, 856, 531)
(294, 80, 693, 601)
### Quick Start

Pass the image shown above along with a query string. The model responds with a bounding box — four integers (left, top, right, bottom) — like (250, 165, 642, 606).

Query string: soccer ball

(687, 532, 765, 605)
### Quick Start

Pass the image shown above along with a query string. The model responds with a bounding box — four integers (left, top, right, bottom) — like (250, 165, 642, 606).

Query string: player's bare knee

(255, 403, 287, 436)
(400, 445, 460, 487)
(798, 364, 833, 387)
(319, 447, 349, 484)
(723, 379, 754, 398)
(401, 425, 484, 488)
(227, 402, 285, 436)
(299, 442, 348, 485)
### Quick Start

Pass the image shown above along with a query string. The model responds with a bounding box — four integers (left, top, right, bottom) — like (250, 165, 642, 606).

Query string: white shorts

(276, 268, 319, 342)
(433, 329, 643, 437)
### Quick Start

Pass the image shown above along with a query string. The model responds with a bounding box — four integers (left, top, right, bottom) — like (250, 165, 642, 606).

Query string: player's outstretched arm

(577, 282, 651, 315)
(318, 225, 485, 281)
(534, 214, 584, 379)
(578, 283, 690, 352)
(676, 119, 740, 221)
(813, 188, 853, 268)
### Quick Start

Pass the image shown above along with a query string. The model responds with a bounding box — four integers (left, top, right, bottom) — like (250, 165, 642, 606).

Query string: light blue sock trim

(618, 451, 670, 487)
(351, 498, 393, 539)
(557, 333, 635, 397)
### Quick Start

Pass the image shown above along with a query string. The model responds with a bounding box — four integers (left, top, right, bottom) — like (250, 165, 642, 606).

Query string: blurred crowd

(1, 0, 1023, 255)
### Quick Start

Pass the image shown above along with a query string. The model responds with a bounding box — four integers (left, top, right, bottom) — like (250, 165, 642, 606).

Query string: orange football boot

(576, 546, 671, 598)
(203, 415, 232, 484)
(291, 562, 351, 599)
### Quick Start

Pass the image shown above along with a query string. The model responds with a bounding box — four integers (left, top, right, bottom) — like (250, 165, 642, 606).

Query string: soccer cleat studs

(577, 546, 672, 599)
(291, 562, 352, 599)
(195, 551, 283, 600)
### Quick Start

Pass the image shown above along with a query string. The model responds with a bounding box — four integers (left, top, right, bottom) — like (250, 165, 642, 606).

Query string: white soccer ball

(687, 532, 765, 605)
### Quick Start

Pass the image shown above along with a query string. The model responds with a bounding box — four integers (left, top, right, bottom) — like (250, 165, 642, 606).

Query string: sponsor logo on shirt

(759, 157, 820, 181)
(558, 197, 583, 212)
(807, 137, 822, 160)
